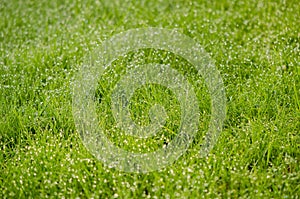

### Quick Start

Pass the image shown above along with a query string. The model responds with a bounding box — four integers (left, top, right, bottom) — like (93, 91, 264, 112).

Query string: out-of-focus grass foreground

(1, 0, 299, 198)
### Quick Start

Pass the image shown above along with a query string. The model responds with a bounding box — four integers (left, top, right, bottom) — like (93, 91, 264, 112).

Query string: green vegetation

(1, 0, 299, 198)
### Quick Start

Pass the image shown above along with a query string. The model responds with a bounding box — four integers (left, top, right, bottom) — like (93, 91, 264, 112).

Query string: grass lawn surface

(1, 0, 299, 198)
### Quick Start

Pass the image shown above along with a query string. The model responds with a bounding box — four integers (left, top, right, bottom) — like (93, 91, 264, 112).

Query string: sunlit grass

(1, 0, 299, 198)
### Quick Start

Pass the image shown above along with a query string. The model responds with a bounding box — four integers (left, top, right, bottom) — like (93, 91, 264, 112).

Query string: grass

(1, 0, 299, 198)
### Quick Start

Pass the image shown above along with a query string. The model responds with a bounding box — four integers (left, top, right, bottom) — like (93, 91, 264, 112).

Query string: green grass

(1, 0, 299, 198)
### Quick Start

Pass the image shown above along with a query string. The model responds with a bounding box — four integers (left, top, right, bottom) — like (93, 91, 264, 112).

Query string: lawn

(1, 0, 299, 198)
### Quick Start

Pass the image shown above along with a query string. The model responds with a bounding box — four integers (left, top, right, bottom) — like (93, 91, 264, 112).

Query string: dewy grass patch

(72, 28, 226, 173)
(1, 0, 299, 198)
(93, 48, 211, 156)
